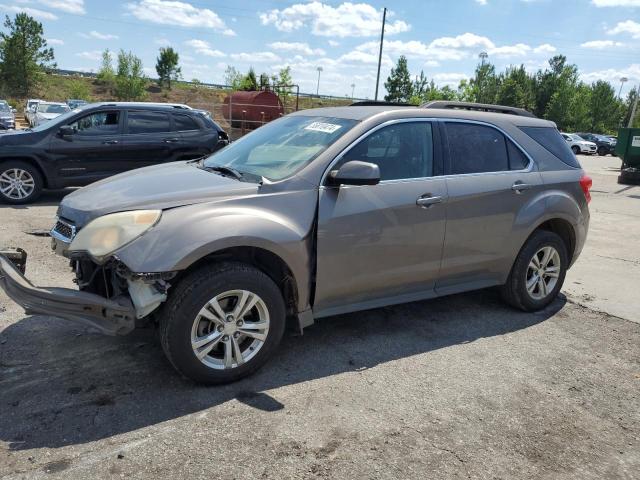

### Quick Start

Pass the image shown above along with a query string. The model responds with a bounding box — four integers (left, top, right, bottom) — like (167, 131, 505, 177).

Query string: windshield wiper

(204, 165, 244, 180)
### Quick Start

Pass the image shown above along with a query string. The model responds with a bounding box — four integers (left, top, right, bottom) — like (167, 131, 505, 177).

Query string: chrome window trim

(320, 117, 535, 187)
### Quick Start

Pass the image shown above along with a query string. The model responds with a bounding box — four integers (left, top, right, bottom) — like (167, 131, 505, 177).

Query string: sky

(1, 0, 639, 99)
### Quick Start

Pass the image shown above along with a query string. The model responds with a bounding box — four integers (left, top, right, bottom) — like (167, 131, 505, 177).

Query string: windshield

(594, 134, 611, 141)
(570, 134, 583, 141)
(203, 116, 358, 181)
(38, 104, 70, 114)
(0, 104, 11, 112)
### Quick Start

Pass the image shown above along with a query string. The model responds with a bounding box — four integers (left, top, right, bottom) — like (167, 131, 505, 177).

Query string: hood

(58, 161, 260, 227)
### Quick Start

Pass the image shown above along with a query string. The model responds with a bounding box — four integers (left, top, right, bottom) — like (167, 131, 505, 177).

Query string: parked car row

(0, 101, 229, 203)
(0, 100, 16, 130)
(23, 99, 93, 127)
(562, 131, 617, 156)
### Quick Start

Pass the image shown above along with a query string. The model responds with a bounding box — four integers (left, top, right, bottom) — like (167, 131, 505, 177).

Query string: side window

(446, 122, 509, 174)
(69, 111, 120, 135)
(173, 113, 200, 131)
(339, 122, 434, 181)
(127, 111, 170, 134)
(519, 126, 579, 168)
(507, 141, 529, 170)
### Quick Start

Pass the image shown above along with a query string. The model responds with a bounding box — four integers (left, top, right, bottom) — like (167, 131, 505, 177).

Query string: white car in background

(562, 133, 597, 155)
(25, 99, 42, 126)
(32, 102, 70, 127)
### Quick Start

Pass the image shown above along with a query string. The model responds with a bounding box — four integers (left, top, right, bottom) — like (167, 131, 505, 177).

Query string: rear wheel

(501, 230, 568, 311)
(0, 161, 43, 204)
(597, 146, 607, 156)
(159, 262, 286, 384)
(571, 145, 580, 155)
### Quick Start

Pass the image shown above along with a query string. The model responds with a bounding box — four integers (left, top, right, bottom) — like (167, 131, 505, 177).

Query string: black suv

(0, 102, 229, 204)
(576, 132, 615, 156)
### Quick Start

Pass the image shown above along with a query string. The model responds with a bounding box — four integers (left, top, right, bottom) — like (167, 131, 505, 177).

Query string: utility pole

(351, 83, 355, 100)
(479, 51, 488, 66)
(618, 77, 628, 99)
(316, 66, 323, 96)
(628, 84, 639, 128)
(374, 7, 387, 101)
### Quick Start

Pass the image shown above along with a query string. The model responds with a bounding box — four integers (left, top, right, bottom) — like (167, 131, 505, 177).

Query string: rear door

(173, 112, 212, 159)
(47, 109, 123, 184)
(437, 121, 543, 292)
(314, 120, 448, 316)
(118, 110, 178, 171)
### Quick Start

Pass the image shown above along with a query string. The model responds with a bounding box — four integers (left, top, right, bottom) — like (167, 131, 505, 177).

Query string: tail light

(579, 174, 592, 204)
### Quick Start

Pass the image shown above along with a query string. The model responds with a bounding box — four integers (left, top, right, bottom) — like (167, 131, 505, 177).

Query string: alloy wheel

(190, 289, 270, 370)
(0, 168, 35, 200)
(525, 246, 561, 300)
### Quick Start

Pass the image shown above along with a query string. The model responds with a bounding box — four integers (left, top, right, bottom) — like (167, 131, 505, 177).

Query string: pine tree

(384, 56, 413, 103)
(155, 47, 181, 90)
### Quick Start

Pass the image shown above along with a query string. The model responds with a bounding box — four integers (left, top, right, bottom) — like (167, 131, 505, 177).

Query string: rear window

(519, 126, 580, 168)
(127, 111, 171, 134)
(174, 113, 200, 131)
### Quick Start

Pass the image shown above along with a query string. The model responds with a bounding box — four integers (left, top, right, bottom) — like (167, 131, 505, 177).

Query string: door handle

(511, 182, 533, 193)
(102, 139, 118, 145)
(163, 138, 179, 143)
(416, 195, 443, 208)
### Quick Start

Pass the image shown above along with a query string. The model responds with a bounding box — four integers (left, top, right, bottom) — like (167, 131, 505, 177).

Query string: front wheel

(501, 230, 568, 311)
(597, 146, 607, 156)
(0, 161, 43, 204)
(571, 145, 580, 155)
(159, 262, 286, 384)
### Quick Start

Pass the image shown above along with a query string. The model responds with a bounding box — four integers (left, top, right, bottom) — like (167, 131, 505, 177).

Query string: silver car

(0, 101, 591, 384)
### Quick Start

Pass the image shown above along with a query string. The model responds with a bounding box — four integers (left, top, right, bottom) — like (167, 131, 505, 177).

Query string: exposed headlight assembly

(69, 210, 161, 261)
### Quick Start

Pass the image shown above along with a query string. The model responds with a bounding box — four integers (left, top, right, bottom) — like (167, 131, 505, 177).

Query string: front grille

(51, 218, 76, 242)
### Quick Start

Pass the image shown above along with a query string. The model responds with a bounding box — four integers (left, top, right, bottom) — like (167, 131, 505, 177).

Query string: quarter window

(174, 114, 200, 131)
(69, 111, 120, 135)
(339, 122, 434, 181)
(446, 123, 509, 174)
(127, 111, 171, 134)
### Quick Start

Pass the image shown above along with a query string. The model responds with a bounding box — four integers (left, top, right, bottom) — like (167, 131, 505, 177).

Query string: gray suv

(0, 101, 591, 384)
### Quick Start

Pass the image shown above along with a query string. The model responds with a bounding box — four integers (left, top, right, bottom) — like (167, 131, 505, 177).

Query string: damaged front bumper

(0, 251, 136, 335)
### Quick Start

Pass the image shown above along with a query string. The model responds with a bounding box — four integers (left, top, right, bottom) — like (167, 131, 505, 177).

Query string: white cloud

(432, 72, 468, 86)
(38, 0, 84, 14)
(269, 42, 325, 56)
(581, 39, 625, 48)
(47, 38, 64, 45)
(260, 1, 410, 38)
(607, 20, 640, 38)
(155, 37, 171, 46)
(328, 40, 340, 47)
(0, 4, 58, 20)
(230, 51, 281, 62)
(489, 43, 531, 58)
(75, 50, 102, 61)
(580, 64, 640, 84)
(475, 0, 488, 4)
(80, 30, 118, 40)
(592, 0, 640, 6)
(185, 39, 225, 57)
(533, 43, 557, 54)
(127, 0, 235, 35)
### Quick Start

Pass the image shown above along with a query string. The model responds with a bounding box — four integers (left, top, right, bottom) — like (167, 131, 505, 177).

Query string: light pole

(374, 7, 387, 101)
(618, 77, 628, 99)
(351, 83, 355, 100)
(479, 51, 488, 66)
(316, 66, 323, 97)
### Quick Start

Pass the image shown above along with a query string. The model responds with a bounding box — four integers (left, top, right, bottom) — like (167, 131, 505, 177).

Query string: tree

(68, 78, 91, 100)
(155, 47, 180, 90)
(589, 80, 623, 133)
(114, 50, 146, 101)
(0, 13, 55, 97)
(259, 72, 270, 89)
(240, 67, 258, 91)
(384, 55, 413, 103)
(623, 87, 639, 128)
(495, 65, 535, 110)
(471, 62, 499, 104)
(224, 65, 243, 89)
(273, 66, 293, 105)
(96, 48, 115, 92)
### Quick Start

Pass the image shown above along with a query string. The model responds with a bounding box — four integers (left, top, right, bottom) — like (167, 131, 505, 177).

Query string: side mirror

(58, 125, 75, 137)
(328, 160, 380, 186)
(11, 108, 16, 113)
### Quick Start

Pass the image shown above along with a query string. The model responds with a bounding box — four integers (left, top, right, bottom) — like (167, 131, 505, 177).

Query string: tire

(159, 262, 286, 384)
(500, 230, 568, 312)
(571, 145, 580, 155)
(597, 146, 606, 156)
(0, 160, 43, 204)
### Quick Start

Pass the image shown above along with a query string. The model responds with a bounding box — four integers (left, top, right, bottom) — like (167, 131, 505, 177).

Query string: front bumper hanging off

(0, 249, 136, 335)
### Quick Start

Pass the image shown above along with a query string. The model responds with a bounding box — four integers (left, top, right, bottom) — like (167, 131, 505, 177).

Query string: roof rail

(421, 100, 537, 118)
(350, 101, 414, 107)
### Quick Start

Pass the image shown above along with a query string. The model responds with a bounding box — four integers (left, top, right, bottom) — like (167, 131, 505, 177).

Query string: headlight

(69, 210, 161, 260)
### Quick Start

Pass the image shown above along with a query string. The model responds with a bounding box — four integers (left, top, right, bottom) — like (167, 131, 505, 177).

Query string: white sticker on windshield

(304, 122, 342, 134)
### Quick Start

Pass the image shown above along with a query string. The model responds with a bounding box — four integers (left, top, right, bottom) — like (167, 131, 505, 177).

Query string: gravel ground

(1, 157, 639, 479)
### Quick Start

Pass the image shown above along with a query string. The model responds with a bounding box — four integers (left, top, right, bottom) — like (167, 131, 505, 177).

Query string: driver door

(47, 109, 123, 185)
(313, 120, 448, 317)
